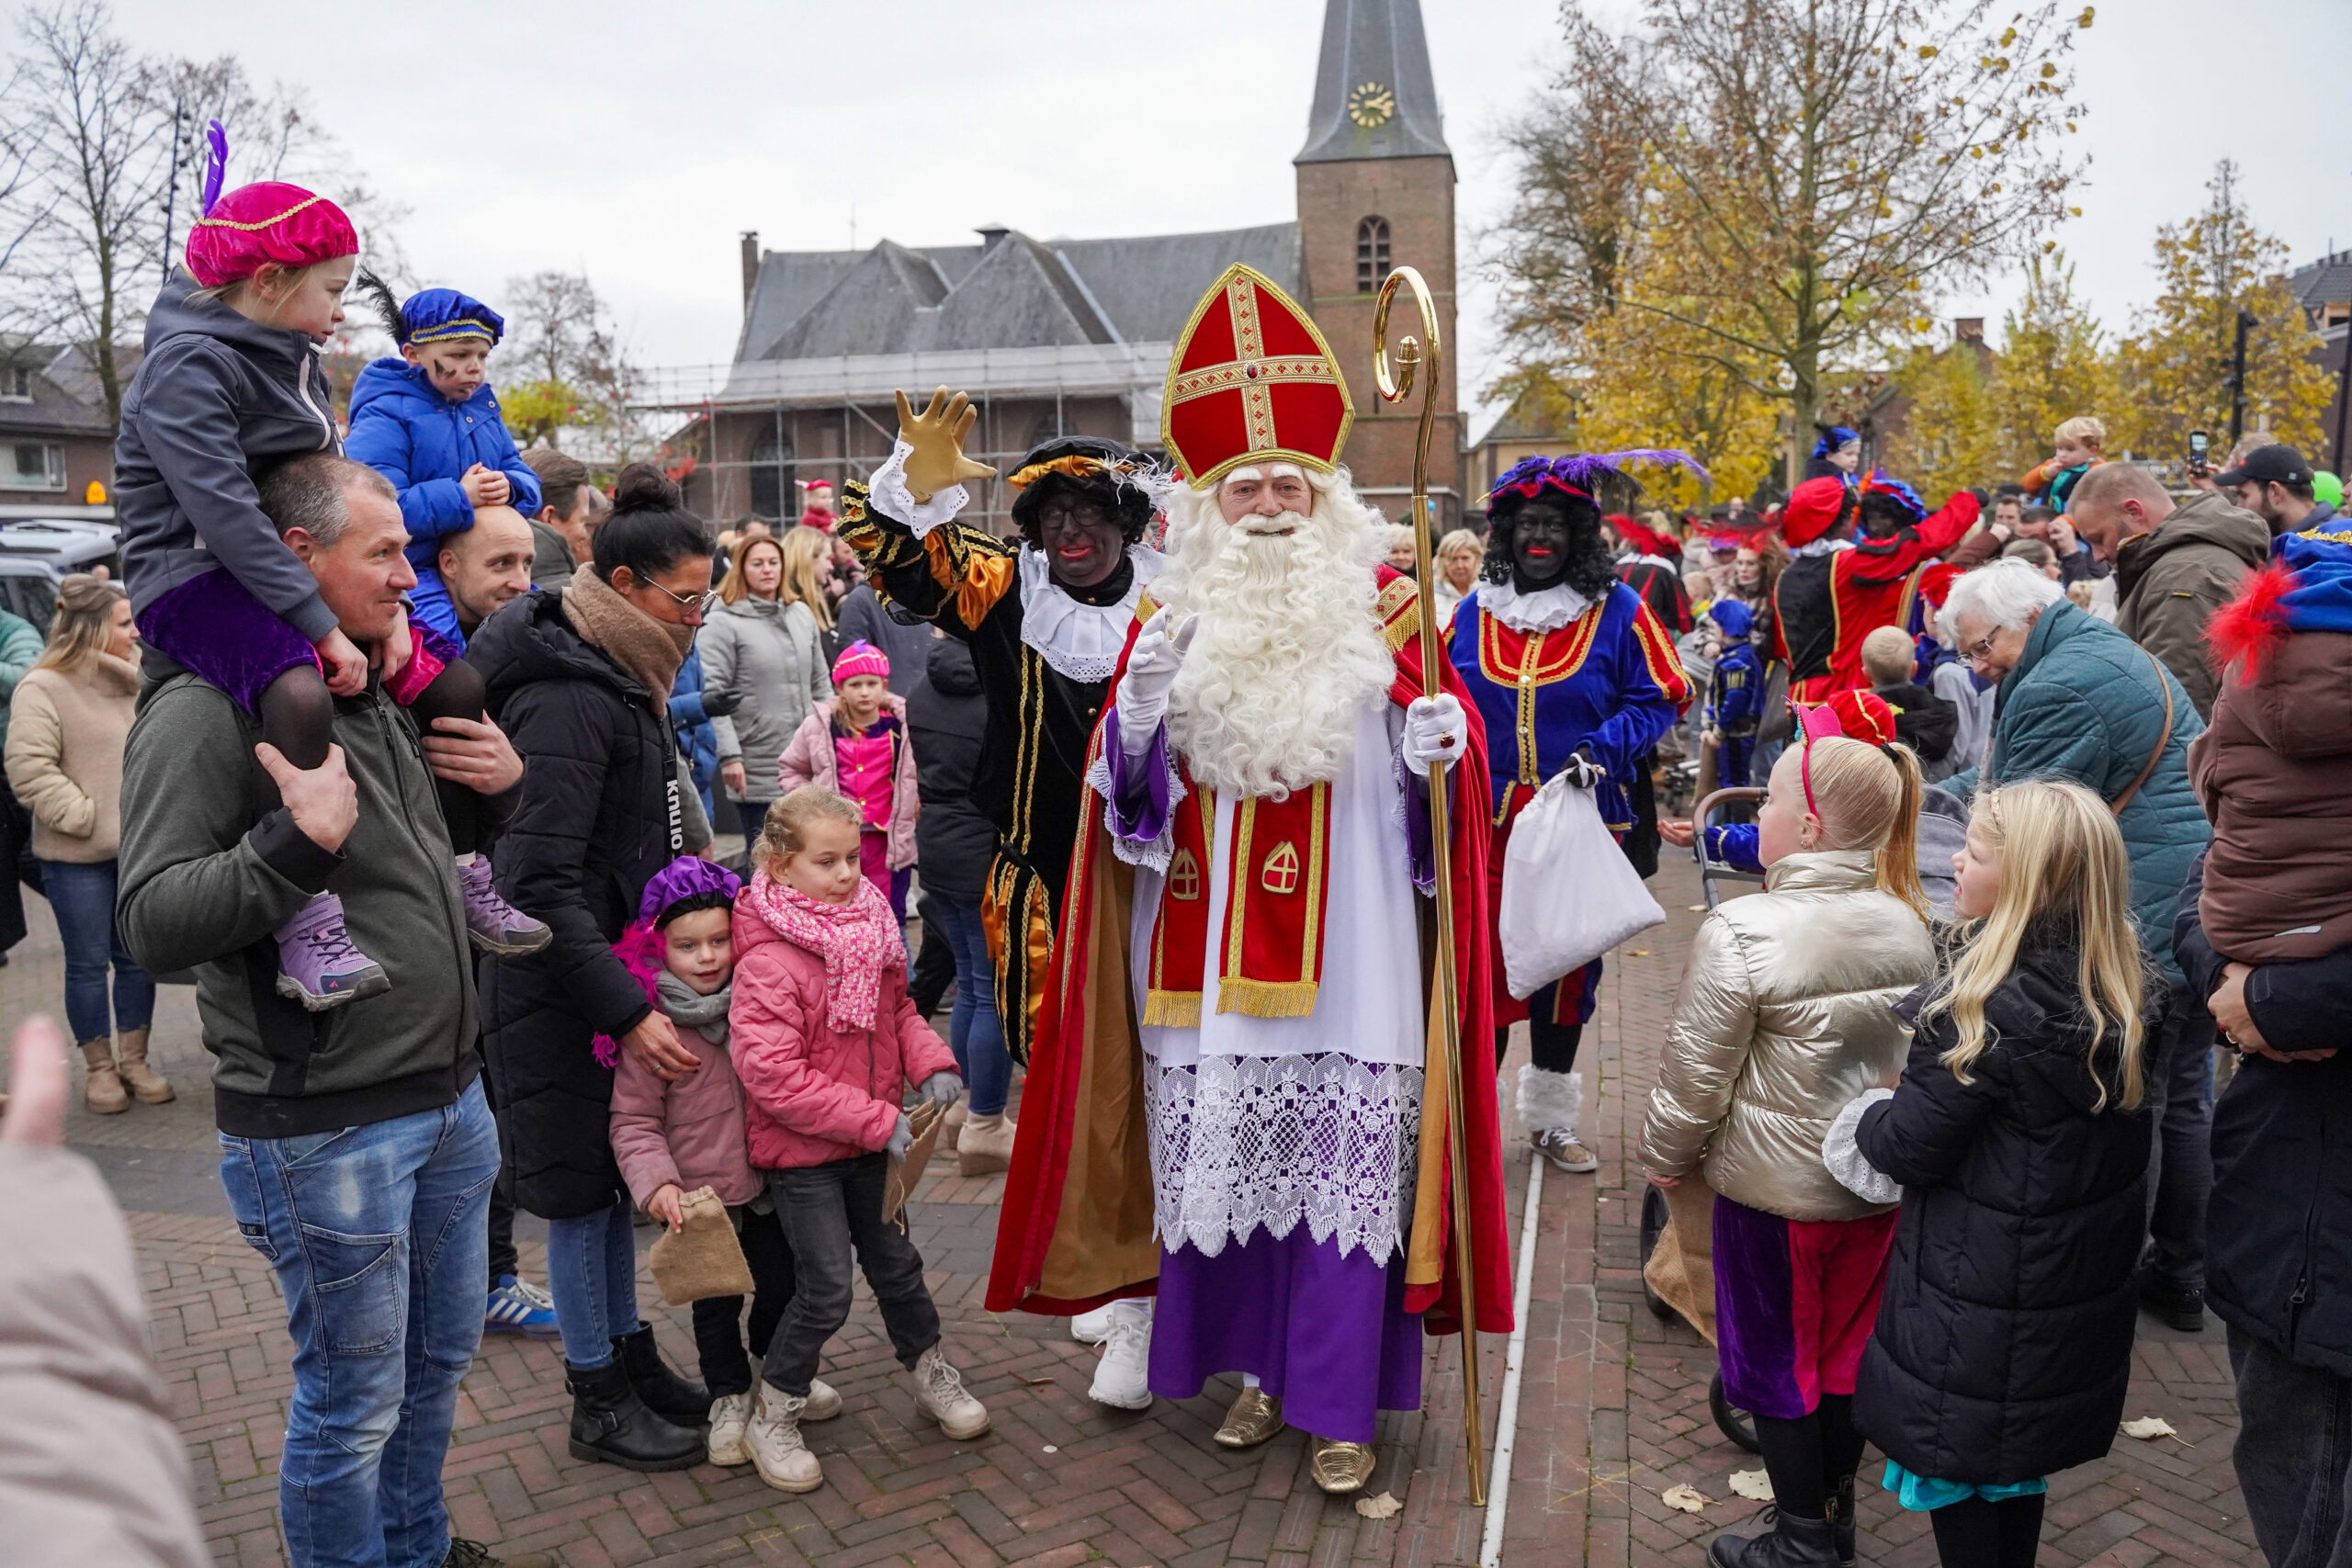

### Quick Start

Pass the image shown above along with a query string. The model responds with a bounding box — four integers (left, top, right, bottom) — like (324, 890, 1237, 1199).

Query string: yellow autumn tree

(2112, 161, 2334, 459)
(1989, 250, 2114, 478)
(1883, 335, 2001, 500)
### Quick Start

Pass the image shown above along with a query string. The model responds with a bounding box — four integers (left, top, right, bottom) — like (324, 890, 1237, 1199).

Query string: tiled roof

(737, 223, 1303, 365)
(2290, 250, 2352, 313)
(0, 344, 119, 437)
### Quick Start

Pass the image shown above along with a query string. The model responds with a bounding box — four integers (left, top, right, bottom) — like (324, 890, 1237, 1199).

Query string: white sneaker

(804, 1375, 842, 1422)
(745, 1382, 822, 1493)
(910, 1345, 990, 1439)
(1071, 1303, 1117, 1344)
(706, 1392, 752, 1466)
(1088, 1299, 1153, 1411)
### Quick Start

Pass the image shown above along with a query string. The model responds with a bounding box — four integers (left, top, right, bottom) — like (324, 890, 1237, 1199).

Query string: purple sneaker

(458, 857, 551, 955)
(273, 890, 390, 1011)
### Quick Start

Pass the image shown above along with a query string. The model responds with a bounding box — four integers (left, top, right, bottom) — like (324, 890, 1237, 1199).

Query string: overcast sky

(95, 0, 2352, 431)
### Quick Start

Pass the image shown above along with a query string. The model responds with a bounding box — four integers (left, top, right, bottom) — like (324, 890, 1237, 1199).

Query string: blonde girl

(1838, 780, 2150, 1568)
(778, 525, 835, 631)
(1640, 725, 1935, 1568)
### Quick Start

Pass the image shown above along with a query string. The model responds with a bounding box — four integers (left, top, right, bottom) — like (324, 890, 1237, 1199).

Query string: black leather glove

(700, 687, 741, 718)
(1558, 748, 1605, 790)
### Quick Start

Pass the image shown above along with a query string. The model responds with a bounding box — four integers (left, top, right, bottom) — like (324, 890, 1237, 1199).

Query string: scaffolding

(631, 342, 1175, 535)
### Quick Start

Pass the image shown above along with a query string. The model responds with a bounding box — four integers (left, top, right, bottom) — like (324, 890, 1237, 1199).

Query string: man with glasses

(2068, 462, 2267, 721)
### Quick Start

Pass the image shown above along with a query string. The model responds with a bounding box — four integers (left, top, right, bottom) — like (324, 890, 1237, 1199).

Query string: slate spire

(1295, 0, 1450, 165)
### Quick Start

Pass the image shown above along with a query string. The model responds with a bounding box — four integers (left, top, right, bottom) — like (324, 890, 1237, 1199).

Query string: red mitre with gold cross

(1161, 264, 1353, 490)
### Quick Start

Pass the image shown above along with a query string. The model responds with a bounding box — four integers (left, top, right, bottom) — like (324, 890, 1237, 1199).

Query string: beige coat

(5, 653, 139, 863)
(1640, 850, 1934, 1222)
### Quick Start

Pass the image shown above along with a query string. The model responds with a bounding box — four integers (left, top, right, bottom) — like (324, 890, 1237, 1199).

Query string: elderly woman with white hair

(1939, 558, 2218, 1332)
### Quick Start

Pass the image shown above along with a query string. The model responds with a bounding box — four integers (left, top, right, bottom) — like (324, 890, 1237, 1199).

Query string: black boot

(613, 1323, 712, 1425)
(1708, 1507, 1839, 1568)
(1826, 1473, 1857, 1568)
(566, 1357, 704, 1472)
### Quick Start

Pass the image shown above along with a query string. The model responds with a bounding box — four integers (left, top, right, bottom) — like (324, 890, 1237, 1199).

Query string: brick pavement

(12, 850, 2267, 1565)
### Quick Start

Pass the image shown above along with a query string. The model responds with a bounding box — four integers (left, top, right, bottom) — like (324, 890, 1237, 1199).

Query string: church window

(748, 423, 796, 521)
(1355, 217, 1391, 293)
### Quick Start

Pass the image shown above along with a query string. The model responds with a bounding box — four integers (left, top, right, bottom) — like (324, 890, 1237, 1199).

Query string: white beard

(1151, 473, 1396, 799)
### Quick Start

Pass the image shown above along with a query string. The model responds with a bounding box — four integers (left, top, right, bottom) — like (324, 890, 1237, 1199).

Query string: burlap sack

(1641, 1177, 1721, 1347)
(649, 1185, 754, 1306)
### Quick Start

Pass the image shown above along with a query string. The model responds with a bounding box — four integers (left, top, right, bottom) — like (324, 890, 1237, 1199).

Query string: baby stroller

(1636, 784, 1764, 1453)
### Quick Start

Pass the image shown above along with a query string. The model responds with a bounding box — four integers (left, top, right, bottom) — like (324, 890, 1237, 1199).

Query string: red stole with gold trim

(1144, 757, 1334, 1025)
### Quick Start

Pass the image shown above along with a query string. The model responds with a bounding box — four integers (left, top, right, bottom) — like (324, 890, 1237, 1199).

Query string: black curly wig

(1008, 436, 1161, 549)
(1480, 489, 1621, 601)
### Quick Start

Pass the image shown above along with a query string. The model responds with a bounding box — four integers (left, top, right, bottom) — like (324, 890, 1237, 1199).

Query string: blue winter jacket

(1948, 600, 2208, 989)
(343, 359, 541, 566)
(668, 645, 719, 820)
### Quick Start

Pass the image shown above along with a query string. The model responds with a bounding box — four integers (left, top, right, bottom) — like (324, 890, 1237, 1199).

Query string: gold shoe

(1214, 1386, 1285, 1449)
(1310, 1438, 1376, 1495)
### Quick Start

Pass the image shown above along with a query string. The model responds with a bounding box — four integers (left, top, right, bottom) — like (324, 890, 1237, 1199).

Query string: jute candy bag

(649, 1185, 754, 1306)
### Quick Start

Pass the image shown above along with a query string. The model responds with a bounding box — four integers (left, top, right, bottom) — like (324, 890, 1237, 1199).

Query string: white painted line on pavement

(1480, 1152, 1544, 1567)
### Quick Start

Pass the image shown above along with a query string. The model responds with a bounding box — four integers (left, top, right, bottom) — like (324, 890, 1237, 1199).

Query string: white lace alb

(1142, 1052, 1422, 1262)
(1477, 578, 1592, 634)
(1018, 544, 1164, 682)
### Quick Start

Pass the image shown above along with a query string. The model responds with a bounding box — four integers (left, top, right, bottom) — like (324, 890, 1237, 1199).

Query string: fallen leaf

(1042, 1444, 1059, 1454)
(1626, 949, 1652, 958)
(1728, 1469, 1774, 1501)
(1662, 1484, 1709, 1513)
(1354, 1491, 1403, 1519)
(1689, 904, 1708, 911)
(1015, 1374, 1056, 1385)
(2120, 1416, 2179, 1441)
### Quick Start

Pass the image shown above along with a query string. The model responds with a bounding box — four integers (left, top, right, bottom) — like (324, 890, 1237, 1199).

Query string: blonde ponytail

(1801, 736, 1930, 922)
(1876, 742, 1928, 921)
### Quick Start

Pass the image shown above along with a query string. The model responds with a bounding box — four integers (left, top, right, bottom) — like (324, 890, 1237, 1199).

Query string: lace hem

(1088, 733, 1185, 874)
(869, 439, 970, 537)
(1018, 544, 1164, 682)
(1142, 1052, 1422, 1262)
(1478, 579, 1592, 633)
(1822, 1088, 1899, 1204)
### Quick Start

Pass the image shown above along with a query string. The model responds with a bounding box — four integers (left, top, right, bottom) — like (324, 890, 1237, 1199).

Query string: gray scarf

(653, 969, 730, 1046)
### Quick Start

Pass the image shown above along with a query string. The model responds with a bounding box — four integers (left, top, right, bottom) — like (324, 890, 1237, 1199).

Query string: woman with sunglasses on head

(468, 464, 725, 1472)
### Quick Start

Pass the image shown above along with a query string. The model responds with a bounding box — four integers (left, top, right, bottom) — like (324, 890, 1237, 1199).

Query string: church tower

(1295, 0, 1464, 528)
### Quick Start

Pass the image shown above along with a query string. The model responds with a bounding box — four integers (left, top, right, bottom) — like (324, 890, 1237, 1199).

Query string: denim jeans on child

(692, 1203, 798, 1398)
(217, 1076, 500, 1568)
(545, 1192, 642, 1368)
(934, 896, 1009, 1116)
(2227, 1324, 2352, 1568)
(763, 1155, 939, 1396)
(39, 857, 154, 1043)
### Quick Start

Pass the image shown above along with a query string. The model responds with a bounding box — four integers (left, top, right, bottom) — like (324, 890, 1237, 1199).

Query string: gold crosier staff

(1374, 265, 1485, 1506)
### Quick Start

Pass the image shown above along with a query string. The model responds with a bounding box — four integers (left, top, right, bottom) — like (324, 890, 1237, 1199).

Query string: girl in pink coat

(727, 785, 982, 1494)
(776, 641, 919, 927)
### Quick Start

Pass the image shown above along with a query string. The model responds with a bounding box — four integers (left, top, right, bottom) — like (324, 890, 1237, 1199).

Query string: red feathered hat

(1913, 562, 1962, 609)
(185, 182, 358, 289)
(1796, 689, 1899, 748)
(1607, 513, 1682, 561)
(1162, 264, 1353, 489)
(1781, 476, 1852, 549)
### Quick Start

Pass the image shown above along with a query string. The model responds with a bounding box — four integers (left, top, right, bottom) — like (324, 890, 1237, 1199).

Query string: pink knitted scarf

(745, 869, 903, 1032)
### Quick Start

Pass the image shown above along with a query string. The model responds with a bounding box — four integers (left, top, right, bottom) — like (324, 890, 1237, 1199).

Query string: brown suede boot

(113, 1027, 175, 1104)
(81, 1039, 128, 1114)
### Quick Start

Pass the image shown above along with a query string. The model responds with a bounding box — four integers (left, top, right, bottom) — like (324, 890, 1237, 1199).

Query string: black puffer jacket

(2176, 851, 2352, 1374)
(468, 589, 683, 1220)
(907, 634, 994, 902)
(1852, 942, 2154, 1485)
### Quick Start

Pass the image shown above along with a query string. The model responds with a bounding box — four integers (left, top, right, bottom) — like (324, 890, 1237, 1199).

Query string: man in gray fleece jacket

(117, 454, 549, 1568)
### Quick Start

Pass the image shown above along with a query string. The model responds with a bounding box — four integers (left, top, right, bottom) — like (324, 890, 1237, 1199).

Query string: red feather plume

(2207, 559, 2296, 679)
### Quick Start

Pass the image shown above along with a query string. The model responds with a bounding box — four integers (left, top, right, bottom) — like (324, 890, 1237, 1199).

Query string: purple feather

(200, 120, 227, 216)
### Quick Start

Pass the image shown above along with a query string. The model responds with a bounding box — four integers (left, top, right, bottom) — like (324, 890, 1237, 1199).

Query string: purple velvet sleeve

(1396, 752, 1465, 896)
(1102, 707, 1175, 844)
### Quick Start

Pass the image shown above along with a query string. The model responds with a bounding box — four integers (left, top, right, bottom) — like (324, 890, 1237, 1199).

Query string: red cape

(985, 567, 1513, 1336)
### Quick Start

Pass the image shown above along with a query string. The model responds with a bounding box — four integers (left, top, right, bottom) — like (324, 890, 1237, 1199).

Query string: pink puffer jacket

(775, 697, 919, 871)
(608, 1017, 762, 1209)
(729, 901, 956, 1169)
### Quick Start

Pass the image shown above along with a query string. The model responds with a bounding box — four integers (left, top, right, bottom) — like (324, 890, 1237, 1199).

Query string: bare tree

(8, 0, 174, 423)
(500, 269, 650, 463)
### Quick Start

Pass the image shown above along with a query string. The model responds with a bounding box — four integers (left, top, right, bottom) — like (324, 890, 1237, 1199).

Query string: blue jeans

(934, 896, 1008, 1116)
(218, 1077, 500, 1568)
(545, 1192, 641, 1369)
(40, 857, 153, 1043)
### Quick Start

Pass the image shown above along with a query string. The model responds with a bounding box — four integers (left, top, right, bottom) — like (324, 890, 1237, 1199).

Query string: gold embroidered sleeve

(838, 479, 1018, 637)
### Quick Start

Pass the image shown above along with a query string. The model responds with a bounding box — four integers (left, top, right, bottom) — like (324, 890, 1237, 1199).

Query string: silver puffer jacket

(1640, 850, 1935, 1222)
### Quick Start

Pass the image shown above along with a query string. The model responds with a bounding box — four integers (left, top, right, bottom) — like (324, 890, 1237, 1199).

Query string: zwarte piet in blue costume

(1450, 451, 1694, 1171)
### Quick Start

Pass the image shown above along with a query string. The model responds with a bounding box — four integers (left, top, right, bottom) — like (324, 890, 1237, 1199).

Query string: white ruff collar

(1790, 538, 1855, 559)
(1019, 545, 1165, 682)
(1477, 578, 1593, 634)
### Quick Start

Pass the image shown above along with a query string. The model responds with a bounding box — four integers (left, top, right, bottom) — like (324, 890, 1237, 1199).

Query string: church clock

(1346, 81, 1396, 129)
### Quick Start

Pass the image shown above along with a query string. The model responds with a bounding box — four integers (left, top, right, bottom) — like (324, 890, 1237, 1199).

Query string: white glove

(1401, 693, 1469, 773)
(1116, 612, 1198, 756)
